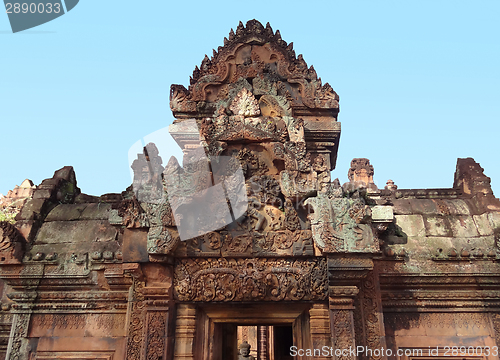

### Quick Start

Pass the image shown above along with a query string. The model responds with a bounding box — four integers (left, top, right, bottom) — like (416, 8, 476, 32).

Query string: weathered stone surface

(74, 193, 99, 203)
(442, 199, 471, 215)
(473, 213, 494, 236)
(410, 199, 440, 215)
(488, 211, 500, 230)
(448, 215, 480, 238)
(394, 215, 426, 237)
(80, 203, 111, 220)
(14, 219, 37, 242)
(392, 235, 496, 260)
(371, 205, 393, 222)
(36, 220, 117, 244)
(423, 216, 452, 237)
(123, 228, 148, 263)
(45, 204, 88, 221)
(392, 199, 412, 215)
(15, 198, 51, 221)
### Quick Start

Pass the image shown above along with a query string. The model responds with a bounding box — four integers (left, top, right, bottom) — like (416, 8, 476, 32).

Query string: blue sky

(1, 0, 499, 197)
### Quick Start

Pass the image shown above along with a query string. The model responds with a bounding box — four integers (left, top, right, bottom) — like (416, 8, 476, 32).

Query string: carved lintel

(174, 258, 327, 302)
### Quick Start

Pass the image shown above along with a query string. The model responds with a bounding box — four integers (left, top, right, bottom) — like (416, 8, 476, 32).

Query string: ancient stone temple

(1, 20, 500, 360)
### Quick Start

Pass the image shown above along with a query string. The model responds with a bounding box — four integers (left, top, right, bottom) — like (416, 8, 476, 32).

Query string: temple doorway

(191, 303, 314, 360)
(231, 325, 294, 360)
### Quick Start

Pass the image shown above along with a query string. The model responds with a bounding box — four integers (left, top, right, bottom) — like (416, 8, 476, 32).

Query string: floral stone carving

(174, 257, 327, 302)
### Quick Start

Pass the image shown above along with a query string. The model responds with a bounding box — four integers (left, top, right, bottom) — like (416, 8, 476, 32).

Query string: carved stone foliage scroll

(173, 258, 327, 302)
(124, 279, 171, 360)
(30, 313, 126, 331)
(330, 309, 356, 360)
(146, 311, 167, 360)
(7, 312, 30, 360)
(356, 271, 386, 360)
(126, 277, 146, 360)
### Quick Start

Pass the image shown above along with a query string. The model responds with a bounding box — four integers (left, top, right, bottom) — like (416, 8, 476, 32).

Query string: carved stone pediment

(170, 20, 339, 118)
(128, 20, 345, 256)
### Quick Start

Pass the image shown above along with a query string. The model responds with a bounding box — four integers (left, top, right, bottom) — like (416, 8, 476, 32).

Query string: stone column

(329, 286, 359, 360)
(309, 303, 332, 360)
(174, 304, 197, 360)
(257, 325, 268, 360)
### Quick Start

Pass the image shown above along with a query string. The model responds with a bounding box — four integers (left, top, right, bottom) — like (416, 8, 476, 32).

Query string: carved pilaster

(145, 308, 169, 360)
(5, 312, 31, 360)
(143, 285, 173, 360)
(357, 270, 387, 360)
(329, 286, 359, 360)
(125, 267, 147, 360)
(174, 304, 197, 360)
(125, 264, 174, 360)
(309, 303, 331, 360)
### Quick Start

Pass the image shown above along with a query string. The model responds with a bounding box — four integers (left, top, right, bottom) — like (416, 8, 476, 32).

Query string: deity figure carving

(238, 341, 255, 360)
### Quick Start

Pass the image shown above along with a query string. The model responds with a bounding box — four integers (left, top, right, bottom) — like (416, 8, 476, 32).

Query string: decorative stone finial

(385, 179, 397, 191)
(348, 158, 374, 185)
(453, 157, 500, 211)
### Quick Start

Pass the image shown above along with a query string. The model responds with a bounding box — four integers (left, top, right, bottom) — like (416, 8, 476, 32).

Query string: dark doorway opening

(231, 325, 293, 360)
